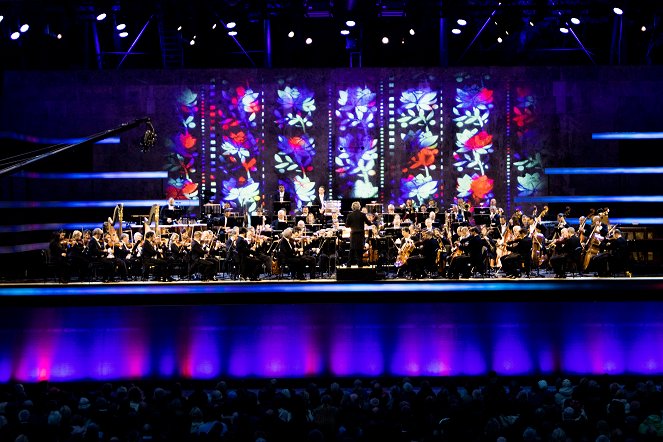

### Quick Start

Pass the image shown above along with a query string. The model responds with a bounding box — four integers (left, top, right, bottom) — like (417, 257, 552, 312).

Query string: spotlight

(57, 34, 62, 39)
(457, 19, 467, 26)
(346, 20, 356, 27)
(305, 37, 313, 45)
(177, 25, 182, 31)
(116, 23, 126, 31)
(212, 23, 217, 30)
(570, 17, 580, 25)
(228, 30, 237, 36)
(96, 13, 107, 21)
(381, 36, 389, 44)
(226, 21, 236, 29)
(10, 31, 20, 40)
(287, 31, 294, 38)
(119, 31, 129, 38)
(189, 39, 195, 45)
(340, 29, 350, 35)
(497, 36, 503, 43)
(20, 24, 29, 32)
(0, 15, 4, 23)
(451, 28, 461, 34)
(559, 27, 569, 33)
(641, 25, 647, 32)
(409, 28, 415, 35)
(613, 7, 623, 15)
(529, 21, 534, 27)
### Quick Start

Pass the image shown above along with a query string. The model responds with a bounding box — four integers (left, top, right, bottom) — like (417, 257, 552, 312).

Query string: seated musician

(235, 227, 262, 280)
(271, 209, 290, 231)
(479, 225, 497, 272)
(141, 231, 171, 281)
(549, 227, 581, 278)
(189, 230, 217, 281)
(278, 228, 315, 279)
(49, 231, 71, 283)
(501, 226, 533, 278)
(395, 227, 417, 278)
(590, 228, 628, 277)
(86, 228, 116, 282)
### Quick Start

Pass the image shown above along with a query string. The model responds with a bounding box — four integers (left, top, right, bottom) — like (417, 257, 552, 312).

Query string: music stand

(273, 201, 291, 215)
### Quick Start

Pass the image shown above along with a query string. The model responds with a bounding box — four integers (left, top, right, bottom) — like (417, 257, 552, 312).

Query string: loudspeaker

(336, 266, 379, 281)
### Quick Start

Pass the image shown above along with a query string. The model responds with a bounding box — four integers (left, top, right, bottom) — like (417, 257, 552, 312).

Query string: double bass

(530, 205, 549, 267)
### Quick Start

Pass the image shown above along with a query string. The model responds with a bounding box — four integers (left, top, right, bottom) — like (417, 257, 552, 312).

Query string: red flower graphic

(465, 131, 493, 150)
(178, 132, 197, 149)
(478, 88, 493, 104)
(470, 175, 493, 199)
(410, 148, 438, 169)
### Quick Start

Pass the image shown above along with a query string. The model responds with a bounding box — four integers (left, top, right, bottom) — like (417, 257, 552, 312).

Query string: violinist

(67, 230, 89, 280)
(549, 227, 581, 278)
(551, 213, 570, 240)
(279, 228, 315, 279)
(590, 228, 627, 277)
(235, 227, 262, 280)
(447, 226, 473, 279)
(87, 228, 116, 282)
(190, 230, 217, 281)
(49, 231, 71, 283)
(501, 226, 532, 278)
(106, 232, 129, 281)
(142, 230, 171, 281)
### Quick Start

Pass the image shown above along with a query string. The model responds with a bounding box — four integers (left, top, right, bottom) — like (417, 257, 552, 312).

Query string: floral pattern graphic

(452, 76, 495, 203)
(217, 83, 262, 213)
(273, 85, 317, 208)
(334, 87, 379, 198)
(512, 87, 546, 196)
(396, 88, 441, 205)
(164, 88, 199, 200)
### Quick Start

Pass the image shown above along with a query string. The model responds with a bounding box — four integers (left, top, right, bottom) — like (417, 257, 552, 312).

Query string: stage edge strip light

(16, 171, 168, 179)
(545, 167, 663, 175)
(515, 196, 663, 203)
(592, 132, 663, 140)
(0, 199, 200, 209)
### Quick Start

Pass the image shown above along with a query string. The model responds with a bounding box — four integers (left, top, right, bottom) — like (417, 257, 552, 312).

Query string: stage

(1, 275, 663, 383)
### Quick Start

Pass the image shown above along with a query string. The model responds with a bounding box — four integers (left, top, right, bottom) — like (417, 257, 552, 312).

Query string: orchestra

(44, 195, 632, 283)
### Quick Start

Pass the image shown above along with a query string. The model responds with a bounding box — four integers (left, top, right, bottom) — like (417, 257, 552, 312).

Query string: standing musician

(160, 197, 181, 225)
(582, 214, 609, 271)
(345, 201, 373, 267)
(315, 186, 327, 221)
(501, 225, 533, 278)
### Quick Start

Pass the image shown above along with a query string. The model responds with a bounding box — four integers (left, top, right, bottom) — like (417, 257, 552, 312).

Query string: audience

(2, 374, 663, 441)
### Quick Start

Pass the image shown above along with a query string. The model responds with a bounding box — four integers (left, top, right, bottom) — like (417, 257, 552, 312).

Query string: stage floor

(1, 275, 663, 383)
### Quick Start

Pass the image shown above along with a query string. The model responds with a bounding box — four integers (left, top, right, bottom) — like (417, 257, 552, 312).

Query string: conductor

(345, 201, 372, 267)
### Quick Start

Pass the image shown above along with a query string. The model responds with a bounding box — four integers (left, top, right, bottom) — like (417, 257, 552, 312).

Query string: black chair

(41, 249, 60, 283)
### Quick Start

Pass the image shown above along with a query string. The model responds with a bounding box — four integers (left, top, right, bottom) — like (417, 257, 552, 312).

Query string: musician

(142, 231, 171, 281)
(447, 226, 474, 279)
(325, 211, 344, 229)
(278, 228, 315, 279)
(87, 228, 116, 282)
(315, 186, 327, 219)
(190, 230, 217, 281)
(345, 201, 372, 267)
(49, 231, 71, 283)
(549, 227, 581, 278)
(480, 225, 496, 273)
(273, 184, 292, 214)
(235, 227, 262, 280)
(271, 209, 290, 231)
(449, 204, 467, 225)
(501, 225, 532, 278)
(427, 198, 439, 212)
(400, 199, 416, 222)
(591, 228, 628, 277)
(160, 197, 181, 225)
(551, 213, 570, 240)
